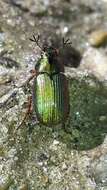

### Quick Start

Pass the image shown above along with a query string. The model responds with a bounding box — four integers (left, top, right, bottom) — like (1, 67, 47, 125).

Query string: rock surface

(0, 0, 107, 190)
(79, 47, 107, 81)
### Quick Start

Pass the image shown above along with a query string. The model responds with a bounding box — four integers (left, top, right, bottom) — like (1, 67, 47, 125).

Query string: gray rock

(79, 47, 107, 81)
(0, 0, 107, 189)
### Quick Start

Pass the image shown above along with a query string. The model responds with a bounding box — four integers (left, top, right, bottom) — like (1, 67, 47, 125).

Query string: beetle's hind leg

(15, 96, 33, 132)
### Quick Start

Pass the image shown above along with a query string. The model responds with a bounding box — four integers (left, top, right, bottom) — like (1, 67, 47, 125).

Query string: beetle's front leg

(18, 69, 37, 88)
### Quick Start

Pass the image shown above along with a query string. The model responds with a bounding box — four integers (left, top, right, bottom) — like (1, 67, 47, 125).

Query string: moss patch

(63, 76, 107, 150)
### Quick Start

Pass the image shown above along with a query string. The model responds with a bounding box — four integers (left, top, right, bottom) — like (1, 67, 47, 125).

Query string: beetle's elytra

(31, 37, 70, 126)
(33, 65, 69, 125)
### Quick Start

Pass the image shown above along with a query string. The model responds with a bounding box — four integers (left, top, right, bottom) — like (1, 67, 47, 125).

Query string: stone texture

(0, 0, 107, 189)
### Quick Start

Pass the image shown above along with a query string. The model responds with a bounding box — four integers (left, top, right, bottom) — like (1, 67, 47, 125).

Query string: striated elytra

(33, 45, 70, 126)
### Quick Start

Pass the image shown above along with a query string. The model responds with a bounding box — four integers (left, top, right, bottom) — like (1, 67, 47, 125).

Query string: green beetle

(32, 35, 70, 126)
(17, 35, 70, 129)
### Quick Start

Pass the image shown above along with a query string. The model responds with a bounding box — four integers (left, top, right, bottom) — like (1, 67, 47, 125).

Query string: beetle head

(30, 34, 72, 73)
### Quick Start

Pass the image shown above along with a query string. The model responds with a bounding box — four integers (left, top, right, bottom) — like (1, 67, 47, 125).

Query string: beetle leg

(26, 69, 37, 84)
(15, 96, 32, 131)
(25, 69, 37, 84)
(18, 69, 37, 88)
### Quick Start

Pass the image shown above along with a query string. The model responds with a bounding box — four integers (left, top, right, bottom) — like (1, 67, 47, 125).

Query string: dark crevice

(0, 56, 20, 68)
(5, 0, 29, 13)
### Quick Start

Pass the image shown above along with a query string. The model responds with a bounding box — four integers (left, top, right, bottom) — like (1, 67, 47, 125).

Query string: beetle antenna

(62, 37, 72, 47)
(29, 34, 43, 51)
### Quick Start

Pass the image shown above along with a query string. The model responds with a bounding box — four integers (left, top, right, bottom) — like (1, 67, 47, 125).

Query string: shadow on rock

(59, 76, 107, 151)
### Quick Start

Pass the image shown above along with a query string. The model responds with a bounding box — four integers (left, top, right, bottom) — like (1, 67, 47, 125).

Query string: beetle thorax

(39, 53, 50, 73)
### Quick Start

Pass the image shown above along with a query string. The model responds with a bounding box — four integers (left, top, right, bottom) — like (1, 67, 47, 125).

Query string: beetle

(17, 35, 70, 129)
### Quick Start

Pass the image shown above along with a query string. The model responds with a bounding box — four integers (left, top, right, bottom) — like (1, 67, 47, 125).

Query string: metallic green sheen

(33, 52, 69, 125)
(33, 73, 69, 125)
